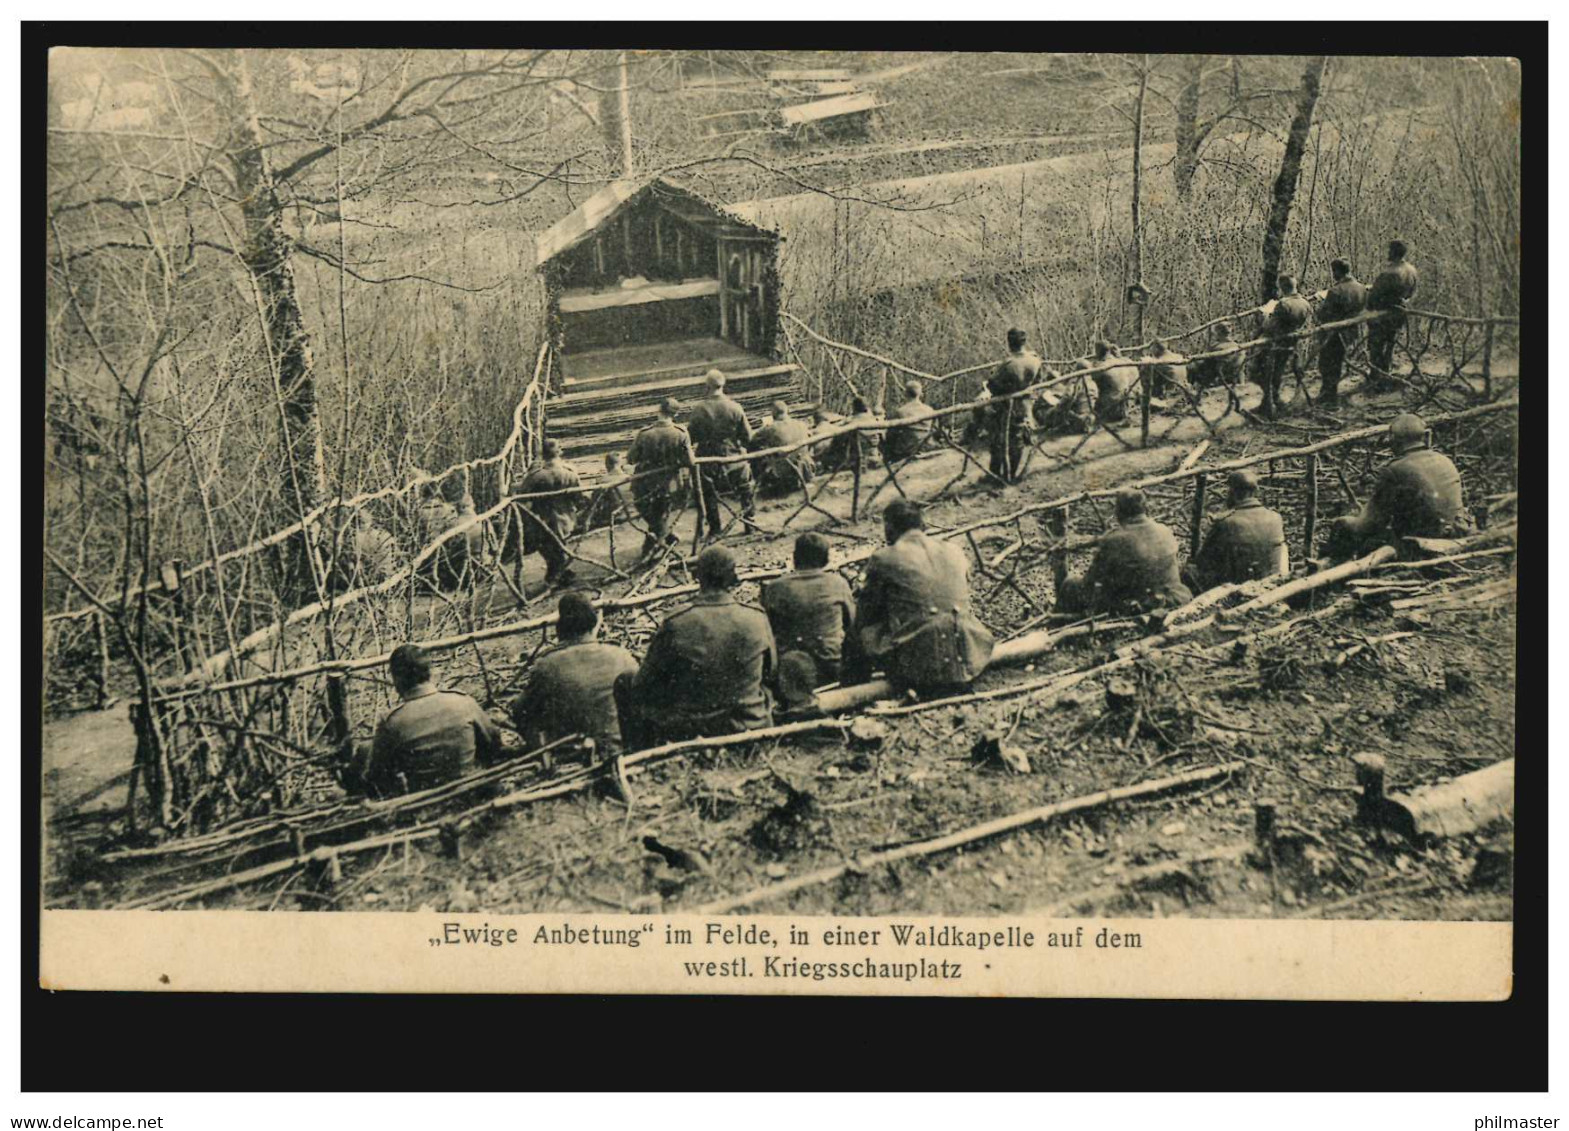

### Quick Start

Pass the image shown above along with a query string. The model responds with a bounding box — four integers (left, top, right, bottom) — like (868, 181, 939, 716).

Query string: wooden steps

(545, 339, 806, 459)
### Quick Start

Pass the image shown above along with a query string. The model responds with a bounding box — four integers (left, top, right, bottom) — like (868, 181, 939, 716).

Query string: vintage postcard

(41, 45, 1519, 998)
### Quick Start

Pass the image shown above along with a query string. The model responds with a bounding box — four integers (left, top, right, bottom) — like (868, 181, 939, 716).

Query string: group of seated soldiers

(348, 403, 1470, 795)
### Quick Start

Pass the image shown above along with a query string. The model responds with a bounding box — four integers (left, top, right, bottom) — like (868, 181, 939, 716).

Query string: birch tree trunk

(230, 52, 328, 596)
(1259, 55, 1329, 302)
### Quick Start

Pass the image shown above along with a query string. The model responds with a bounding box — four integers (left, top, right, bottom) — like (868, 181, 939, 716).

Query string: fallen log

(695, 761, 1246, 914)
(1220, 546, 1398, 621)
(812, 619, 1138, 716)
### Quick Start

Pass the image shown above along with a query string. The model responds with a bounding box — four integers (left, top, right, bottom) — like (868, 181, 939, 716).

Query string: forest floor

(43, 365, 1519, 921)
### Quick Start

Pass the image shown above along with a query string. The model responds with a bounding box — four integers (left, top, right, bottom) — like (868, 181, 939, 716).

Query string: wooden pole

(325, 673, 351, 752)
(93, 609, 111, 711)
(1303, 453, 1320, 559)
(850, 430, 863, 522)
(1482, 318, 1495, 402)
(1189, 472, 1208, 558)
(1047, 504, 1071, 592)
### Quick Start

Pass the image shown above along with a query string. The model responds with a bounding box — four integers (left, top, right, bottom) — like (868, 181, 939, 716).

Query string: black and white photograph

(38, 40, 1521, 987)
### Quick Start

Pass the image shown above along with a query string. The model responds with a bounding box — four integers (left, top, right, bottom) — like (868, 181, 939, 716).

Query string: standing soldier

(615, 546, 777, 749)
(512, 439, 581, 590)
(1260, 275, 1313, 419)
(1316, 258, 1369, 406)
(987, 328, 1041, 482)
(1366, 240, 1420, 392)
(687, 369, 755, 541)
(883, 380, 936, 464)
(625, 398, 690, 564)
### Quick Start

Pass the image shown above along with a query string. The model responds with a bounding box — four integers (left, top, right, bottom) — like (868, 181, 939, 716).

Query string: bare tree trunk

(1260, 56, 1328, 302)
(230, 53, 327, 596)
(1175, 55, 1203, 201)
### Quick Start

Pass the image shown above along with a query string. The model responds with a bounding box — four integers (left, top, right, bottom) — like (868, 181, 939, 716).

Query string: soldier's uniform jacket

(751, 415, 813, 482)
(1345, 447, 1467, 542)
(884, 399, 935, 461)
(687, 393, 754, 456)
(355, 525, 397, 585)
(1318, 276, 1369, 340)
(1076, 516, 1194, 613)
(1368, 260, 1420, 310)
(626, 419, 690, 502)
(510, 638, 639, 756)
(761, 569, 856, 669)
(1202, 340, 1246, 387)
(370, 684, 500, 792)
(632, 590, 777, 736)
(855, 530, 995, 688)
(416, 498, 458, 545)
(1095, 358, 1141, 421)
(1265, 295, 1314, 344)
(437, 508, 486, 582)
(989, 351, 1041, 434)
(1150, 351, 1190, 394)
(518, 458, 581, 549)
(1190, 499, 1289, 591)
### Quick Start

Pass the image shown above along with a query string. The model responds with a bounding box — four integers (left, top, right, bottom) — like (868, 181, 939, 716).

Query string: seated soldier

(510, 592, 639, 761)
(1323, 413, 1470, 560)
(434, 490, 485, 590)
(1058, 487, 1193, 615)
(1190, 322, 1246, 392)
(883, 380, 936, 464)
(510, 439, 581, 588)
(413, 482, 458, 586)
(615, 546, 776, 749)
(819, 396, 883, 472)
(1181, 470, 1289, 596)
(760, 533, 856, 710)
(843, 500, 995, 693)
(809, 405, 846, 463)
(1147, 339, 1191, 402)
(750, 400, 814, 496)
(1092, 340, 1142, 426)
(324, 506, 397, 593)
(582, 452, 631, 532)
(351, 644, 500, 796)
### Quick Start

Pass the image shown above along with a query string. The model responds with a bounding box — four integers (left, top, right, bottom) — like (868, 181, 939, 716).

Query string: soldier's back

(380, 689, 488, 787)
(640, 594, 774, 732)
(762, 570, 854, 663)
(1210, 502, 1287, 582)
(689, 395, 748, 453)
(1370, 261, 1419, 309)
(1322, 279, 1369, 322)
(1098, 518, 1187, 607)
(1377, 449, 1465, 537)
(525, 641, 638, 753)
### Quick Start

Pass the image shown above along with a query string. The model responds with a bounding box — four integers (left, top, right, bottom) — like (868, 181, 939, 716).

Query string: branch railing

(115, 395, 1516, 840)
